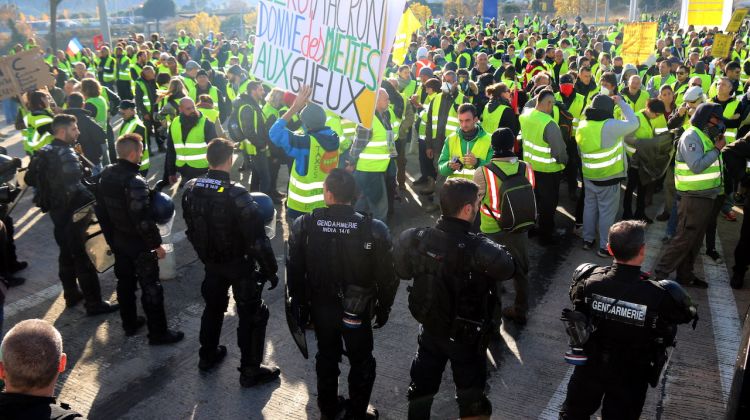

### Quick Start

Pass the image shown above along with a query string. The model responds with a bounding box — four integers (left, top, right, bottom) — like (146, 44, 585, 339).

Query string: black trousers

(116, 80, 133, 101)
(113, 245, 167, 335)
(734, 193, 750, 277)
(560, 361, 649, 420)
(407, 329, 491, 420)
(312, 301, 375, 418)
(564, 134, 580, 194)
(622, 167, 648, 218)
(0, 215, 19, 275)
(704, 195, 726, 253)
(534, 170, 563, 235)
(199, 261, 268, 369)
(50, 209, 103, 308)
(177, 166, 207, 184)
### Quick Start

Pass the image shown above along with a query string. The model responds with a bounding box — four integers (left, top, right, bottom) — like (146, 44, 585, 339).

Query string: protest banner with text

(0, 49, 55, 101)
(252, 0, 406, 129)
(621, 22, 658, 66)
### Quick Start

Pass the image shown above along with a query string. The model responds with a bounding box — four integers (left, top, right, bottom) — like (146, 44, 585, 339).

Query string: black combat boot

(238, 365, 280, 387)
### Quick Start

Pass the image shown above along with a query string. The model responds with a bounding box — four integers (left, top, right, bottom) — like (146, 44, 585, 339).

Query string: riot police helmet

(250, 192, 277, 239)
(151, 191, 175, 225)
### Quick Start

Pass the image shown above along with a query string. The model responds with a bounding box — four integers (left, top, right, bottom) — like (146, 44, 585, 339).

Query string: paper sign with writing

(251, 0, 406, 129)
(0, 49, 54, 101)
(726, 9, 748, 33)
(712, 33, 733, 58)
(621, 22, 658, 66)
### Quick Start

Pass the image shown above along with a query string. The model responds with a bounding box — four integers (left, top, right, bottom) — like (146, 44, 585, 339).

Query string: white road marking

(4, 230, 190, 319)
(539, 367, 573, 419)
(13, 210, 46, 239)
(4, 283, 63, 318)
(702, 237, 741, 405)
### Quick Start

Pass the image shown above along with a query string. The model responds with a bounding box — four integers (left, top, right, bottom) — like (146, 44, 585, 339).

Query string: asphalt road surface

(1, 122, 747, 419)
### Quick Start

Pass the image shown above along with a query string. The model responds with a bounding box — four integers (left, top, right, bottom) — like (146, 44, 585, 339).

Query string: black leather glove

(266, 273, 279, 290)
(372, 305, 389, 329)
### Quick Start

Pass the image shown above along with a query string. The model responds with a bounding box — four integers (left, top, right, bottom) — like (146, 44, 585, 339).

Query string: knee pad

(142, 282, 164, 307)
(247, 301, 269, 327)
(407, 382, 437, 401)
(456, 391, 492, 418)
(351, 355, 376, 383)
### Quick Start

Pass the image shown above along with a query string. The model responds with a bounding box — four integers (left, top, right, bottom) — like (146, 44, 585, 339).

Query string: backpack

(226, 98, 245, 142)
(407, 228, 472, 331)
(483, 161, 537, 232)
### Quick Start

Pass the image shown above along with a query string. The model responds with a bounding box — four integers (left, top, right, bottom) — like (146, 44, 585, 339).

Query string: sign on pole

(712, 33, 733, 58)
(0, 49, 55, 101)
(726, 8, 749, 33)
(679, 0, 734, 29)
(251, 0, 406, 129)
(621, 22, 658, 66)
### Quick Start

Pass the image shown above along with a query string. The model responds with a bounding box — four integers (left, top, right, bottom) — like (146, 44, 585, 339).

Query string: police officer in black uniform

(559, 220, 699, 420)
(287, 168, 399, 420)
(394, 178, 515, 420)
(95, 133, 184, 344)
(25, 114, 118, 315)
(182, 138, 280, 387)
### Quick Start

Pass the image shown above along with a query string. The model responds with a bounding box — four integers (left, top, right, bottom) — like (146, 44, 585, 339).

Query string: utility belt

(340, 284, 375, 329)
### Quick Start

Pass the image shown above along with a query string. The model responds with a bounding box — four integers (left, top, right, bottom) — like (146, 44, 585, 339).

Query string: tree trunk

(50, 1, 58, 51)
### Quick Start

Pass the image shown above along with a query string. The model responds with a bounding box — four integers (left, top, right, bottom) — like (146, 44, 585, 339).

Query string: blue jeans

(353, 170, 388, 221)
(250, 151, 271, 194)
(418, 139, 435, 179)
(3, 99, 17, 125)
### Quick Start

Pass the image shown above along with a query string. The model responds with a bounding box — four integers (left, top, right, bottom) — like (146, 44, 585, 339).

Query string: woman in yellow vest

(22, 91, 55, 155)
(196, 94, 224, 138)
(480, 83, 519, 136)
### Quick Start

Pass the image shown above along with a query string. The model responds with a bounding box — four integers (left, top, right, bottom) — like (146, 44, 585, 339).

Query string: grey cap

(300, 103, 326, 132)
(184, 60, 201, 71)
(227, 64, 244, 76)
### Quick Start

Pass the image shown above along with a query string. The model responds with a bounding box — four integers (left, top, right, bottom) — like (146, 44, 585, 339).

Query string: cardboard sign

(726, 8, 748, 33)
(251, 0, 406, 129)
(712, 33, 733, 58)
(0, 49, 54, 101)
(621, 22, 658, 66)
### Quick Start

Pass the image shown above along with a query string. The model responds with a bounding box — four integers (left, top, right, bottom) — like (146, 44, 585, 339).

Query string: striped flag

(66, 37, 83, 57)
(391, 9, 423, 65)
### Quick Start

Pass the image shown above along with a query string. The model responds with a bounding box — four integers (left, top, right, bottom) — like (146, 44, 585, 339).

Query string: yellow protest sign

(621, 22, 658, 66)
(726, 9, 749, 32)
(685, 0, 726, 27)
(712, 33, 733, 58)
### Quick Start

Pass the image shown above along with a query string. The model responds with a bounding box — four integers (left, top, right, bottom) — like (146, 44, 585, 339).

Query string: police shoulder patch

(688, 142, 696, 152)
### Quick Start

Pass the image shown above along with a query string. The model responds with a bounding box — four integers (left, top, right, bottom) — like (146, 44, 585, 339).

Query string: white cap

(417, 47, 429, 59)
(683, 86, 704, 103)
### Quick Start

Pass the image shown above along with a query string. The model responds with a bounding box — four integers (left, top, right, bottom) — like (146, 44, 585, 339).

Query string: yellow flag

(391, 9, 423, 65)
(621, 22, 658, 66)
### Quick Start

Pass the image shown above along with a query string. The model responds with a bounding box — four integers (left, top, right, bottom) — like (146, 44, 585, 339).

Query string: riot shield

(74, 202, 114, 273)
(284, 241, 308, 359)
(285, 282, 309, 359)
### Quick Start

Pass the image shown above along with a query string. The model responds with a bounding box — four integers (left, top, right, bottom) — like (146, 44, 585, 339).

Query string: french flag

(66, 38, 83, 57)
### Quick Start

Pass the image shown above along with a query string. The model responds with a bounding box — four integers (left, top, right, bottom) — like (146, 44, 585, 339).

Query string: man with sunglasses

(654, 103, 727, 288)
